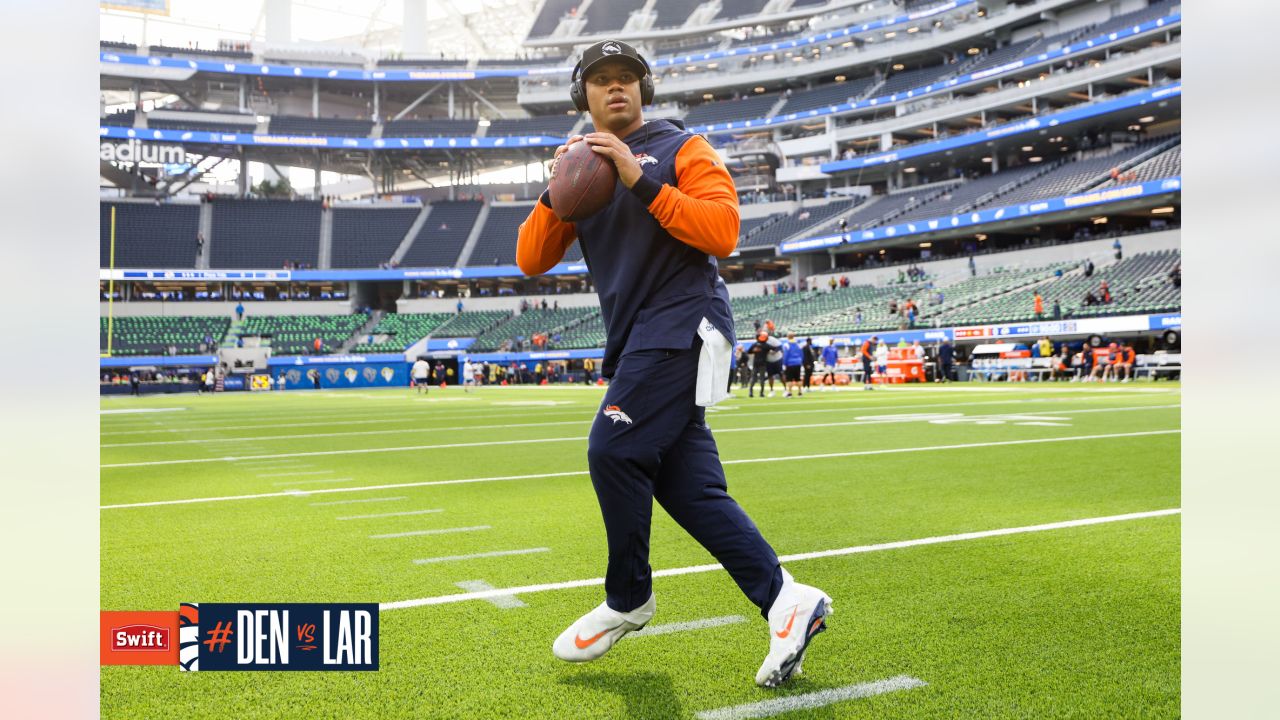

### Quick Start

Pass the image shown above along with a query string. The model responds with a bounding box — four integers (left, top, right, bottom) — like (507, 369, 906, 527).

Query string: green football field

(100, 381, 1180, 719)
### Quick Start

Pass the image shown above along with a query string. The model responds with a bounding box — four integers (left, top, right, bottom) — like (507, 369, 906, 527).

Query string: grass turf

(101, 382, 1180, 718)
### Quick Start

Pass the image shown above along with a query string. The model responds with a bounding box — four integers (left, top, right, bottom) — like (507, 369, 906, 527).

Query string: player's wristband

(539, 189, 553, 209)
(629, 174, 663, 206)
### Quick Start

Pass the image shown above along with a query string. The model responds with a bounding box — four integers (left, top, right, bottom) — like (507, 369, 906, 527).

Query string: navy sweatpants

(587, 345, 784, 618)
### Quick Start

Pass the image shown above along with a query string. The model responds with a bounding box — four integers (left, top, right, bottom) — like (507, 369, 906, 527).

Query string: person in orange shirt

(1033, 292, 1044, 320)
(1115, 341, 1137, 382)
(859, 335, 877, 389)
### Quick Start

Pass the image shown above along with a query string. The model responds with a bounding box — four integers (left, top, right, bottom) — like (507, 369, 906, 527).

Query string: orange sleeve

(645, 135, 740, 258)
(516, 196, 577, 276)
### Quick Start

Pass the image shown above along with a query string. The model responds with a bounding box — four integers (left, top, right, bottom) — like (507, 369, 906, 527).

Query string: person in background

(875, 338, 889, 382)
(860, 335, 878, 389)
(801, 337, 817, 394)
(412, 357, 430, 393)
(781, 332, 804, 398)
(129, 372, 140, 396)
(1052, 300, 1062, 320)
(583, 357, 596, 384)
(1034, 292, 1044, 320)
(1113, 237, 1123, 260)
(235, 301, 245, 321)
(1115, 341, 1137, 382)
(937, 339, 954, 382)
(462, 357, 475, 393)
(1054, 343, 1072, 382)
(746, 332, 774, 398)
(819, 339, 839, 390)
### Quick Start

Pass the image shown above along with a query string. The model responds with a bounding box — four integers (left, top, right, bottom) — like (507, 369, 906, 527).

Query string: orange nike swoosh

(574, 629, 609, 649)
(774, 606, 799, 639)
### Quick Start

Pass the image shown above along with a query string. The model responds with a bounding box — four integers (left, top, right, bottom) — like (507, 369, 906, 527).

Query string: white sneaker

(767, 391, 775, 398)
(552, 593, 655, 663)
(756, 570, 832, 688)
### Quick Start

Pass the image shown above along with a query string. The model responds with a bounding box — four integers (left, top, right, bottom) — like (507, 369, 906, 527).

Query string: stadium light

(1139, 115, 1155, 123)
(981, 157, 992, 163)
(919, 242, 932, 248)
(1151, 206, 1176, 214)
(1029, 156, 1042, 162)
(834, 75, 846, 82)
(967, 47, 980, 55)
(892, 63, 904, 70)
(1021, 146, 1033, 151)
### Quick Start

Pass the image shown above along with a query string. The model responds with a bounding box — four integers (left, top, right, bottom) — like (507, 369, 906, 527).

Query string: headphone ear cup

(570, 81, 589, 112)
(640, 75, 654, 105)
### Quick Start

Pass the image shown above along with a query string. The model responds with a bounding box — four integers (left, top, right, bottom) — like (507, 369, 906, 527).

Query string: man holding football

(517, 40, 832, 688)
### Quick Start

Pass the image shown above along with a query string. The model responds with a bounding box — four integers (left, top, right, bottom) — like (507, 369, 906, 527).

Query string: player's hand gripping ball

(549, 135, 618, 222)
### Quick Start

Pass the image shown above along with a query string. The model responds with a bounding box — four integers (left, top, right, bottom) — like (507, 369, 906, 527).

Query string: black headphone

(570, 52, 655, 112)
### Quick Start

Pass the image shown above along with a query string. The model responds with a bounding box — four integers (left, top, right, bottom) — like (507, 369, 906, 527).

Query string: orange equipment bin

(880, 347, 925, 384)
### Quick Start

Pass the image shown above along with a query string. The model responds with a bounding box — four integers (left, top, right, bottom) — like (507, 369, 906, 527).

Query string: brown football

(549, 140, 619, 222)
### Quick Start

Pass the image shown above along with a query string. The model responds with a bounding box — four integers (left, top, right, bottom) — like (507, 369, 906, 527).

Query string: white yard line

(369, 525, 490, 539)
(695, 676, 928, 719)
(412, 548, 550, 565)
(308, 496, 407, 507)
(632, 615, 746, 637)
(453, 580, 527, 609)
(336, 509, 444, 521)
(381, 509, 1180, 610)
(100, 406, 1178, 468)
(270, 477, 355, 487)
(100, 430, 1180, 510)
(255, 470, 334, 478)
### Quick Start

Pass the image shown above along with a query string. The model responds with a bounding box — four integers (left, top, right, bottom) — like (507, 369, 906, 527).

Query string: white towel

(695, 317, 733, 407)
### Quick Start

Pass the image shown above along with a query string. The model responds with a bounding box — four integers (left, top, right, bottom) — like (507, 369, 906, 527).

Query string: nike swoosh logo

(574, 629, 609, 649)
(775, 606, 799, 639)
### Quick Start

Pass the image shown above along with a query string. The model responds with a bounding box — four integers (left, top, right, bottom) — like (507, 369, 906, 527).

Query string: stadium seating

(476, 56, 568, 67)
(979, 143, 1163, 208)
(382, 119, 479, 137)
(376, 58, 469, 67)
(966, 38, 1042, 74)
(148, 44, 252, 60)
(209, 200, 322, 269)
(925, 264, 1075, 325)
(100, 315, 229, 356)
(432, 310, 512, 338)
(399, 201, 483, 267)
(739, 199, 860, 249)
(147, 117, 256, 134)
(101, 202, 201, 268)
(553, 312, 606, 349)
(717, 0, 769, 21)
(653, 0, 703, 28)
(1096, 145, 1181, 187)
(471, 307, 600, 351)
(683, 92, 782, 127)
(240, 314, 367, 355)
(582, 0, 632, 33)
(268, 116, 373, 138)
(330, 207, 420, 269)
(467, 205, 531, 266)
(353, 312, 455, 353)
(776, 76, 879, 116)
(527, 0, 580, 38)
(101, 110, 135, 126)
(1038, 250, 1181, 320)
(887, 165, 1046, 225)
(877, 64, 957, 97)
(486, 116, 577, 137)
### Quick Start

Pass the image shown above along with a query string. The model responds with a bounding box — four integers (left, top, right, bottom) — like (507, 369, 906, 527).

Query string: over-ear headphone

(570, 53, 655, 112)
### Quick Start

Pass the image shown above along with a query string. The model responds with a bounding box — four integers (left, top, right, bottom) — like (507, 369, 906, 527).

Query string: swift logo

(603, 405, 633, 425)
(112, 624, 170, 652)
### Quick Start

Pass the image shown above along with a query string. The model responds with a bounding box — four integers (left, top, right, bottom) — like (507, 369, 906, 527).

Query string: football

(549, 140, 619, 222)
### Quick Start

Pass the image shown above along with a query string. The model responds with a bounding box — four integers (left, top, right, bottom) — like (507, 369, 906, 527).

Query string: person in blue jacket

(781, 331, 805, 398)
